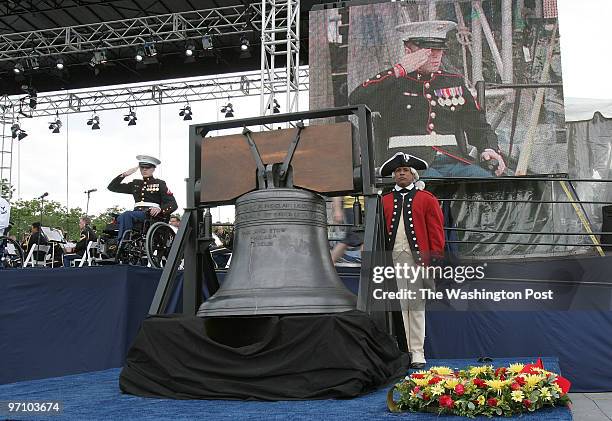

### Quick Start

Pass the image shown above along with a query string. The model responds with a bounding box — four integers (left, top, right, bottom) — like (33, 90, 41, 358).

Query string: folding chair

(23, 244, 52, 267)
(71, 241, 99, 267)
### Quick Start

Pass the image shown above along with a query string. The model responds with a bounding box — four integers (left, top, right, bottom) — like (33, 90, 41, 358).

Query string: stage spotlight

(240, 36, 250, 51)
(90, 50, 107, 67)
(201, 35, 215, 57)
(11, 122, 27, 140)
(202, 35, 213, 50)
(179, 105, 193, 120)
(48, 112, 62, 134)
(135, 49, 144, 62)
(239, 36, 251, 59)
(268, 98, 281, 114)
(86, 113, 100, 130)
(143, 42, 157, 57)
(21, 84, 37, 109)
(123, 108, 137, 126)
(56, 58, 64, 70)
(184, 41, 196, 63)
(221, 102, 234, 118)
(13, 63, 24, 74)
(26, 55, 40, 70)
(185, 42, 195, 56)
(137, 43, 158, 65)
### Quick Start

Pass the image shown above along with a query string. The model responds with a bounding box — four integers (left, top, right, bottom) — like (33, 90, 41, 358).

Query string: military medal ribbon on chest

(457, 86, 466, 105)
(451, 87, 459, 106)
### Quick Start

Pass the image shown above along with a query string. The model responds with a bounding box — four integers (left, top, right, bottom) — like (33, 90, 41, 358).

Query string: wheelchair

(114, 213, 176, 269)
(0, 226, 24, 269)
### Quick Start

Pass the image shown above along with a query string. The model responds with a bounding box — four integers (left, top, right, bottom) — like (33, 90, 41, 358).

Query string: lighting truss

(260, 0, 300, 122)
(0, 68, 309, 118)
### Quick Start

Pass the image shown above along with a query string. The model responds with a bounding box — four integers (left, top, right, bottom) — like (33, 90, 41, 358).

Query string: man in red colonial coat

(380, 152, 445, 369)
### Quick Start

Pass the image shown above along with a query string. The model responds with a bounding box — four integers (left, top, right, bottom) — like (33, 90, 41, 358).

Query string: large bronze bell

(197, 188, 356, 317)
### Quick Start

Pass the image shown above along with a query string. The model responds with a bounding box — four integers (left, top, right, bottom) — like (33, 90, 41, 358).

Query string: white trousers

(393, 249, 426, 364)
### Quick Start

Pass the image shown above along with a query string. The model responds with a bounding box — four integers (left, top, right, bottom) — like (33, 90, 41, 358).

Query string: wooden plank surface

(201, 122, 355, 204)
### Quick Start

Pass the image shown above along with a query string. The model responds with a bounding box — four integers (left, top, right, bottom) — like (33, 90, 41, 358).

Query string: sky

(6, 0, 612, 221)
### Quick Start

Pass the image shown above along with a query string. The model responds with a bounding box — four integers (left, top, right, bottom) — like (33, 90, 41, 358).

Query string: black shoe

(410, 362, 426, 369)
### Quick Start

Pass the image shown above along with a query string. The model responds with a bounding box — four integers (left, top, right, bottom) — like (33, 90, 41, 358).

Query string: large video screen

(309, 0, 565, 178)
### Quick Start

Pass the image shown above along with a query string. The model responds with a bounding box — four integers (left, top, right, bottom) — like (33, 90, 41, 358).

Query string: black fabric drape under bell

(119, 310, 409, 400)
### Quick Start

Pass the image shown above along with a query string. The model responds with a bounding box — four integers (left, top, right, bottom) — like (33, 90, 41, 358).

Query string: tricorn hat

(396, 20, 458, 50)
(380, 152, 428, 177)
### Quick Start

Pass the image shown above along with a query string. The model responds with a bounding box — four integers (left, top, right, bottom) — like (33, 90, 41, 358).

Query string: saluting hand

(398, 49, 432, 74)
(122, 166, 139, 177)
(481, 149, 507, 177)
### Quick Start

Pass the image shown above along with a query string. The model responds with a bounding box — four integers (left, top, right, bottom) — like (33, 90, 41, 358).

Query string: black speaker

(601, 205, 612, 250)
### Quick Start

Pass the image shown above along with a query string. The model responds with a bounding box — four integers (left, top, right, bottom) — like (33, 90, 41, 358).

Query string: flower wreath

(387, 359, 571, 417)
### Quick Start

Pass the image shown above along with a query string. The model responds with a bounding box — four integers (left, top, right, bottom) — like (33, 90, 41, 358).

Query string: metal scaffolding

(0, 96, 14, 193)
(260, 0, 300, 120)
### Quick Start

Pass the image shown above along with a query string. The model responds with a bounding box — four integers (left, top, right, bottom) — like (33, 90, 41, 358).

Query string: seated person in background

(99, 213, 119, 257)
(63, 216, 97, 267)
(169, 215, 181, 229)
(26, 222, 50, 262)
(108, 155, 178, 241)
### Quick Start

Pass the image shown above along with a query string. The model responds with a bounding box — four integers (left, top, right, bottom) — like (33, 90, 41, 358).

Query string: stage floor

(0, 357, 571, 421)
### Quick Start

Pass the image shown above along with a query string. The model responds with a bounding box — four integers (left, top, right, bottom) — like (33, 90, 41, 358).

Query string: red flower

(423, 393, 430, 401)
(511, 382, 521, 391)
(454, 384, 465, 396)
(487, 398, 498, 407)
(439, 395, 454, 408)
(413, 386, 421, 393)
(523, 399, 532, 408)
(515, 376, 526, 386)
(428, 376, 442, 385)
(473, 378, 486, 388)
(495, 367, 507, 378)
(554, 376, 572, 395)
(411, 373, 425, 379)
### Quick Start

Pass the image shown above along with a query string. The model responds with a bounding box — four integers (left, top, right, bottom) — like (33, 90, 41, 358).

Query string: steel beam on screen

(0, 4, 266, 62)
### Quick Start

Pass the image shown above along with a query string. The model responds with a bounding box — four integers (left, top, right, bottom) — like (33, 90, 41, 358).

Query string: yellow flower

(485, 379, 509, 391)
(444, 378, 460, 389)
(511, 390, 525, 402)
(430, 383, 445, 396)
(477, 395, 486, 406)
(540, 387, 552, 401)
(523, 374, 544, 389)
(413, 378, 430, 387)
(508, 363, 525, 374)
(469, 366, 491, 376)
(552, 383, 563, 394)
(430, 366, 453, 376)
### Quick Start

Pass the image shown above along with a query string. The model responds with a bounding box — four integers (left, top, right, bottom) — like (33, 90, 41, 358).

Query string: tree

(91, 206, 125, 234)
(8, 199, 128, 242)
